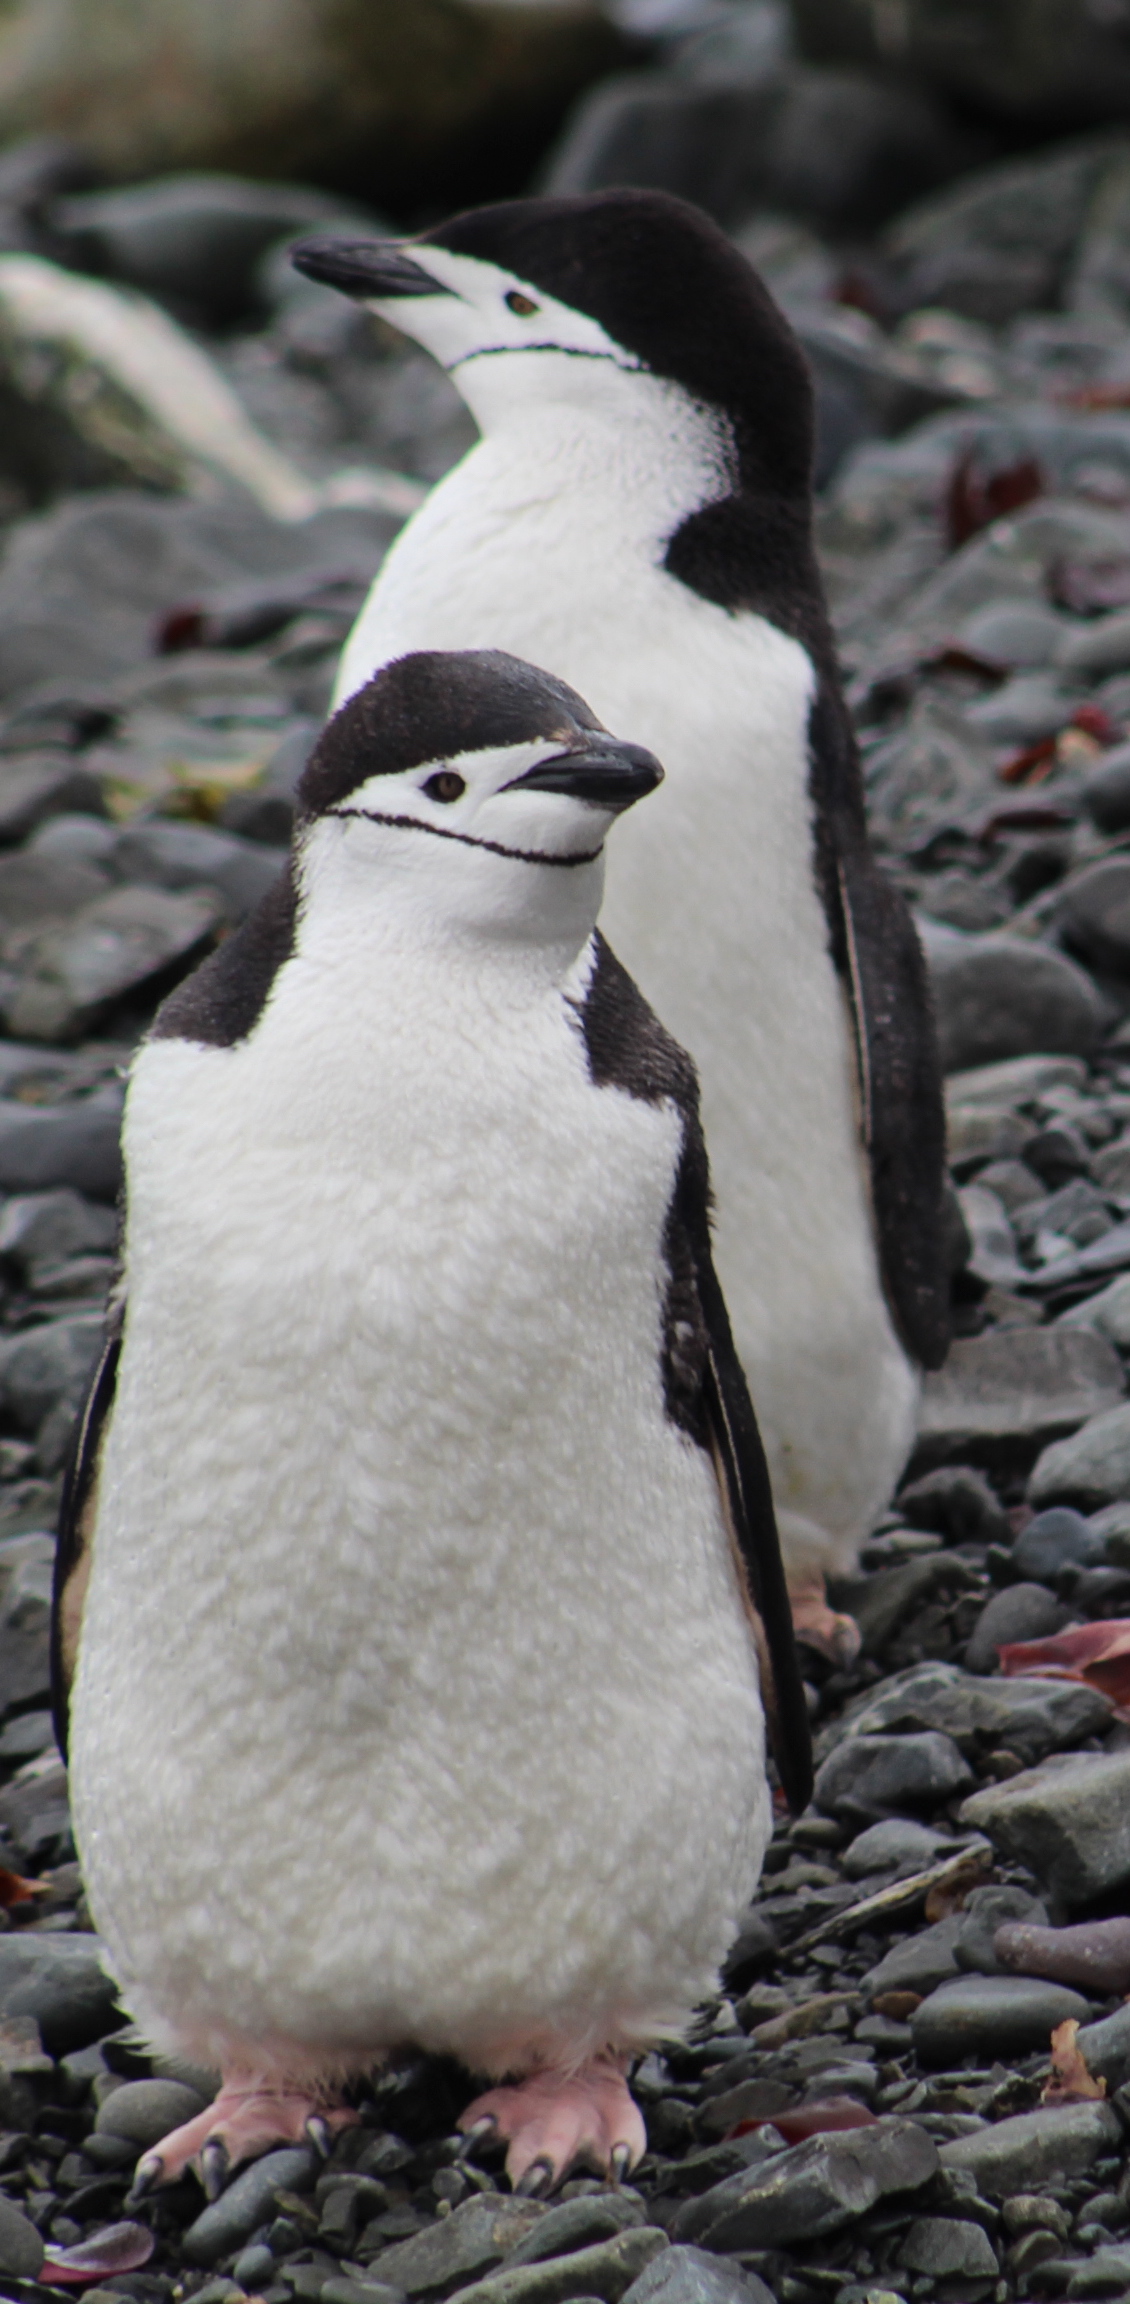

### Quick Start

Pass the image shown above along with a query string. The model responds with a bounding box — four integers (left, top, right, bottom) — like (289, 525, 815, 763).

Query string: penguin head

(295, 649, 662, 949)
(291, 189, 812, 497)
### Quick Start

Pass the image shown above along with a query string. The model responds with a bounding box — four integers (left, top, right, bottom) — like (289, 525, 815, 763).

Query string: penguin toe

(127, 2081, 359, 2197)
(457, 2056, 646, 2193)
(789, 1574, 862, 1668)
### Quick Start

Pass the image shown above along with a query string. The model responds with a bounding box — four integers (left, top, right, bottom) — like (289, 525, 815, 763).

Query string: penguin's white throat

(297, 809, 606, 969)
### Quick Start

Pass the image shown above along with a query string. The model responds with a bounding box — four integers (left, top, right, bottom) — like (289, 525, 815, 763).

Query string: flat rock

(960, 1747, 1130, 1904)
(0, 1309, 104, 1434)
(964, 1581, 1072, 1673)
(1013, 1506, 1106, 1581)
(996, 1915, 1130, 1996)
(95, 2075, 211, 2148)
(910, 1973, 1091, 2064)
(1068, 2243, 1130, 2295)
(0, 1931, 120, 2053)
(621, 2247, 774, 2304)
(842, 1817, 957, 1878)
(4, 881, 222, 1040)
(0, 1090, 122, 1198)
(862, 1915, 965, 1999)
(182, 2144, 316, 2264)
(899, 2215, 999, 2278)
(813, 1729, 974, 1825)
(673, 2118, 938, 2251)
(825, 1659, 1111, 1764)
(448, 2229, 669, 2304)
(0, 2193, 44, 2277)
(369, 2199, 550, 2300)
(913, 1327, 1125, 1473)
(926, 934, 1104, 1073)
(938, 2102, 1122, 2196)
(1031, 1401, 1130, 1508)
(1061, 1273, 1130, 1349)
(898, 1462, 1011, 1545)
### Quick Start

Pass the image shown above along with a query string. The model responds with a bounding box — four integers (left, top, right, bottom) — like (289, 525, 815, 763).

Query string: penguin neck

(296, 820, 603, 1004)
(451, 360, 738, 556)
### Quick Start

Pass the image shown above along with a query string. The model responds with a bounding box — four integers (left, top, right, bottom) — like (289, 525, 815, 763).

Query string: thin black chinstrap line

(330, 808, 603, 869)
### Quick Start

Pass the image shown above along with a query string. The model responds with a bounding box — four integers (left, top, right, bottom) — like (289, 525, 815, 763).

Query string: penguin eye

(423, 770, 466, 804)
(505, 290, 539, 317)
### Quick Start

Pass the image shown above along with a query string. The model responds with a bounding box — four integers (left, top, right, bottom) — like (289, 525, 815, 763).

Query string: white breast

(70, 905, 768, 2075)
(335, 400, 918, 1569)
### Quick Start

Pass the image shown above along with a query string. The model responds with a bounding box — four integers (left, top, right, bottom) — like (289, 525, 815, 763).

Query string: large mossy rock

(0, 0, 621, 212)
(790, 0, 1130, 128)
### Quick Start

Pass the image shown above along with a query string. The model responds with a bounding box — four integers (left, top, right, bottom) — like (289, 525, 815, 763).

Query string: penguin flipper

(695, 1242, 814, 1818)
(835, 838, 950, 1373)
(50, 1293, 123, 1761)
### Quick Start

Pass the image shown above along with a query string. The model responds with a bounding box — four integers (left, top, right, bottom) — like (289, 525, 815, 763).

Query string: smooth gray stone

(862, 1915, 965, 1999)
(1060, 857, 1130, 977)
(898, 1462, 1011, 1545)
(95, 2074, 210, 2147)
(899, 2215, 998, 2278)
(842, 1817, 956, 1878)
(4, 881, 223, 1041)
(938, 2103, 1122, 2196)
(114, 819, 286, 922)
(449, 2228, 669, 2304)
(953, 1884, 1047, 1976)
(927, 933, 1104, 1073)
(369, 2197, 549, 2300)
(1077, 1999, 1130, 2088)
(0, 753, 107, 843)
(1013, 1506, 1106, 1582)
(0, 1187, 117, 1275)
(826, 1659, 1111, 1763)
(964, 1582, 1071, 1674)
(1084, 743, 1130, 834)
(322, 2281, 410, 2304)
(814, 1729, 974, 1825)
(911, 1974, 1090, 2064)
(0, 847, 108, 925)
(0, 2192, 44, 2276)
(621, 2245, 775, 2304)
(0, 1309, 104, 1432)
(1031, 1402, 1130, 1509)
(961, 1749, 1130, 1904)
(0, 1090, 122, 1198)
(965, 670, 1077, 743)
(53, 174, 348, 321)
(1068, 2241, 1130, 2295)
(672, 2118, 938, 2251)
(506, 2199, 647, 2269)
(958, 598, 1067, 669)
(0, 1931, 120, 2053)
(914, 1326, 1125, 1475)
(182, 2144, 316, 2264)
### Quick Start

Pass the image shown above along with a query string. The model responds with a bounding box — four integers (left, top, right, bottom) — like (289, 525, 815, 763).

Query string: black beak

(505, 742, 663, 813)
(291, 237, 454, 301)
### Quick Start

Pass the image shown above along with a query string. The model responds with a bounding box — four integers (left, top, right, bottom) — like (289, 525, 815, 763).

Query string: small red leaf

(40, 2222, 154, 2285)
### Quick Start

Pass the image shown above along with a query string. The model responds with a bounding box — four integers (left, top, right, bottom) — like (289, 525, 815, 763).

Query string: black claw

(200, 2137, 230, 2202)
(610, 2142, 633, 2185)
(457, 2114, 497, 2161)
(306, 2114, 332, 2159)
(514, 2156, 554, 2198)
(127, 2152, 163, 2206)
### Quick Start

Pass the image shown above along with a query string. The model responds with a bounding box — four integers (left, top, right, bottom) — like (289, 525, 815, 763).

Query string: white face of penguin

(300, 730, 663, 952)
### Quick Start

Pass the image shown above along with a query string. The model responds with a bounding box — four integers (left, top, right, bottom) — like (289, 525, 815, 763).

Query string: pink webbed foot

(458, 2056, 647, 2195)
(129, 2075, 359, 2202)
(789, 1573, 861, 1669)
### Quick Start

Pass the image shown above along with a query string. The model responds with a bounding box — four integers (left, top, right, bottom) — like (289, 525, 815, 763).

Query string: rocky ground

(19, 11, 1130, 2304)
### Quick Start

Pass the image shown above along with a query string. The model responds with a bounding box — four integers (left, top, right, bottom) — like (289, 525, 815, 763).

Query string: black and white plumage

(54, 648, 810, 2199)
(293, 192, 949, 1621)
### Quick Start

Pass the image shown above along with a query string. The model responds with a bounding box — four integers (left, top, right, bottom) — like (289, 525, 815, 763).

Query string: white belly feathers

(71, 924, 768, 2073)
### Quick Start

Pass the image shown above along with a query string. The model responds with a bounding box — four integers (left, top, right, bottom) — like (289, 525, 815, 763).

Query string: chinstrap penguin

(292, 192, 950, 1658)
(55, 648, 812, 2202)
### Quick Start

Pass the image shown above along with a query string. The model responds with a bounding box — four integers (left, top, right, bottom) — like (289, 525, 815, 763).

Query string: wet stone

(620, 2247, 775, 2304)
(913, 1326, 1125, 1476)
(94, 2076, 211, 2149)
(961, 1747, 1130, 1904)
(842, 1817, 957, 1878)
(182, 2144, 317, 2264)
(952, 1884, 1048, 1975)
(0, 2193, 45, 2277)
(367, 2197, 550, 2300)
(1012, 1506, 1107, 1582)
(938, 2102, 1122, 2195)
(861, 1915, 965, 1999)
(0, 1931, 121, 2054)
(898, 2214, 999, 2278)
(910, 1973, 1091, 2063)
(813, 1729, 974, 1825)
(505, 2198, 647, 2267)
(1031, 1402, 1130, 1510)
(673, 2118, 938, 2251)
(964, 1581, 1072, 1672)
(447, 2228, 669, 2304)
